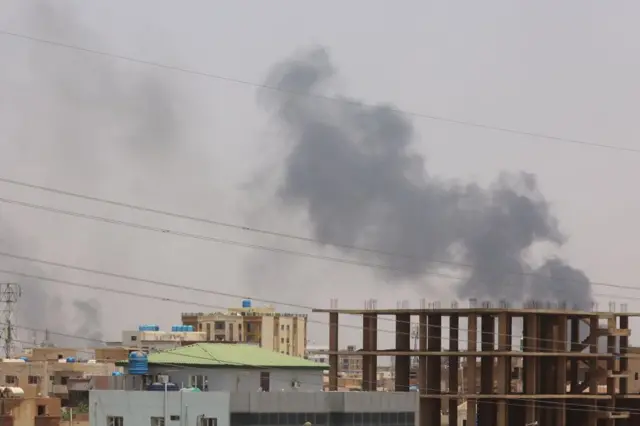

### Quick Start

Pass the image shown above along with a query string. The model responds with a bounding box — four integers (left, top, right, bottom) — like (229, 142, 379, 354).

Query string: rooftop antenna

(0, 283, 21, 358)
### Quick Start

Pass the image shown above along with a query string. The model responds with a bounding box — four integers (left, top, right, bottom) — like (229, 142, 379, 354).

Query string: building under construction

(315, 302, 640, 426)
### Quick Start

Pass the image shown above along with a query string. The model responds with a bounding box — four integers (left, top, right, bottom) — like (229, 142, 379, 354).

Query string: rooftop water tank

(185, 325, 194, 332)
(111, 371, 123, 376)
(128, 351, 148, 375)
(18, 357, 28, 362)
(138, 324, 160, 332)
(66, 357, 76, 363)
(242, 299, 252, 308)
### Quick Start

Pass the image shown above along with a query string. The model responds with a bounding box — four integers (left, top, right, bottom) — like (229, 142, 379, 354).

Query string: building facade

(89, 390, 418, 426)
(182, 302, 308, 357)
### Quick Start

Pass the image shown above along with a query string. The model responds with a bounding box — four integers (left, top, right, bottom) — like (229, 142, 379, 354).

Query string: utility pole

(0, 283, 21, 358)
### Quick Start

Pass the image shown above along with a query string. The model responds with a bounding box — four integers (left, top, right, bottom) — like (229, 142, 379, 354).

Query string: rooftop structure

(116, 343, 327, 393)
(314, 301, 640, 426)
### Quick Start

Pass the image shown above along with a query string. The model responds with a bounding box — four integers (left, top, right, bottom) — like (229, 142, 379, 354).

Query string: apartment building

(182, 300, 308, 357)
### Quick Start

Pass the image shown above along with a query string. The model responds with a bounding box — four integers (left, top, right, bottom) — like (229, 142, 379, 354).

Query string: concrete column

(555, 316, 567, 426)
(466, 314, 478, 425)
(395, 313, 411, 392)
(569, 318, 580, 393)
(620, 315, 629, 394)
(448, 315, 459, 426)
(589, 316, 599, 395)
(479, 314, 495, 426)
(369, 314, 378, 391)
(329, 312, 339, 391)
(418, 313, 427, 394)
(496, 313, 510, 426)
(523, 314, 538, 425)
(362, 314, 372, 391)
(424, 314, 442, 426)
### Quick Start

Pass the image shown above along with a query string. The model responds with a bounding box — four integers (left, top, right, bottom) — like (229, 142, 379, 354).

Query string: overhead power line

(0, 248, 635, 346)
(0, 29, 638, 154)
(0, 193, 638, 293)
(4, 324, 637, 417)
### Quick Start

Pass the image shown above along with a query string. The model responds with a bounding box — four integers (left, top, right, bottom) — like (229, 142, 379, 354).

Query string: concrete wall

(90, 391, 417, 426)
(145, 366, 323, 392)
(89, 391, 230, 426)
(230, 391, 417, 413)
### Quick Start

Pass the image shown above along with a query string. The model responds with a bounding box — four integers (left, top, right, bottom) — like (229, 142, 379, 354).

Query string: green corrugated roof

(117, 344, 328, 369)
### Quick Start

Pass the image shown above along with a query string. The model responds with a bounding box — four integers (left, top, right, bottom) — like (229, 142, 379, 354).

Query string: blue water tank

(242, 299, 252, 308)
(19, 356, 28, 362)
(66, 357, 76, 363)
(128, 351, 148, 375)
(186, 325, 194, 332)
(112, 371, 123, 376)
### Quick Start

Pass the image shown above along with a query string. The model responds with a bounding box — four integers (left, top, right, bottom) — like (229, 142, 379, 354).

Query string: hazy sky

(0, 0, 639, 349)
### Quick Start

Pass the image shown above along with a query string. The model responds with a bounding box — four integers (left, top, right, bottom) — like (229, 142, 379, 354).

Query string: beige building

(182, 301, 308, 357)
(0, 348, 119, 406)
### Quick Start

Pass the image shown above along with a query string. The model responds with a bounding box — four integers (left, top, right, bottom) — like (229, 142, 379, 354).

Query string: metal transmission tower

(0, 283, 21, 358)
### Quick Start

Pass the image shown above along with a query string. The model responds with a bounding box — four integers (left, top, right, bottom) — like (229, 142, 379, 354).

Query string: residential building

(89, 390, 418, 426)
(305, 344, 329, 364)
(116, 343, 326, 392)
(0, 348, 119, 406)
(116, 325, 207, 351)
(182, 300, 308, 357)
(0, 382, 62, 426)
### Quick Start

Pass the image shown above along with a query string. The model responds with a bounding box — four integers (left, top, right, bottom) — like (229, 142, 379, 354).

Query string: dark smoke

(259, 47, 592, 306)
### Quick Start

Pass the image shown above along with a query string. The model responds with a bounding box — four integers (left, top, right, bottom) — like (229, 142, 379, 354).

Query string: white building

(90, 390, 229, 426)
(90, 390, 418, 426)
(118, 343, 327, 392)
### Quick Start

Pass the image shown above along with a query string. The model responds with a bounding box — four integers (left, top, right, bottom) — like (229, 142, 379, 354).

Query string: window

(280, 325, 284, 331)
(199, 417, 217, 426)
(189, 375, 208, 391)
(286, 325, 290, 331)
(636, 372, 639, 380)
(130, 336, 137, 341)
(28, 375, 40, 385)
(61, 376, 68, 385)
(150, 417, 164, 426)
(5, 375, 17, 385)
(260, 371, 270, 392)
(170, 415, 180, 421)
(214, 321, 225, 331)
(281, 338, 284, 343)
(37, 405, 46, 416)
(107, 416, 124, 426)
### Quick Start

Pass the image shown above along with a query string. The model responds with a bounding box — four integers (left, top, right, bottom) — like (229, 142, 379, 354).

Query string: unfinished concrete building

(315, 302, 640, 426)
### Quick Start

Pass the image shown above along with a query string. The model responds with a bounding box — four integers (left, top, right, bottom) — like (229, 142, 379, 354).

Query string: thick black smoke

(259, 47, 592, 307)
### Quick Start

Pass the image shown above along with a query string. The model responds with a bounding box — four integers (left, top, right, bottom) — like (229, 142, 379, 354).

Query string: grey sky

(0, 0, 639, 349)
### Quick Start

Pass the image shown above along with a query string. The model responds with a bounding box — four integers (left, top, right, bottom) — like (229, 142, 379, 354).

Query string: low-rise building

(116, 325, 208, 351)
(116, 343, 327, 392)
(0, 348, 119, 406)
(0, 383, 62, 426)
(182, 300, 308, 357)
(89, 390, 418, 426)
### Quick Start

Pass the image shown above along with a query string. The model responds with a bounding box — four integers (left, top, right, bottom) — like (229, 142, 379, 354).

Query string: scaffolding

(315, 302, 640, 426)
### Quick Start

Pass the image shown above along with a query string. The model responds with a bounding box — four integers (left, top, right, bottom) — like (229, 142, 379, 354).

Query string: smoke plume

(259, 47, 592, 307)
(0, 1, 204, 346)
